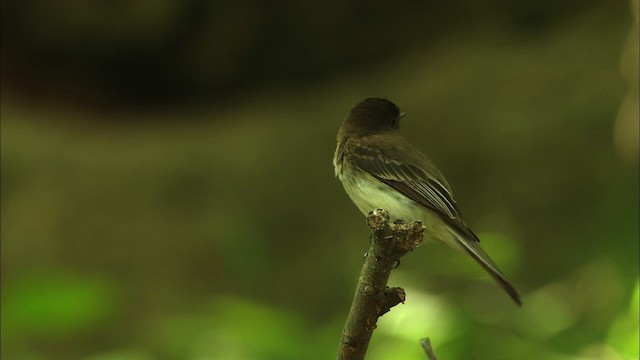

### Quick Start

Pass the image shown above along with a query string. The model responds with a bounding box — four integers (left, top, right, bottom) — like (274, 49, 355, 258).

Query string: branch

(419, 337, 438, 360)
(336, 209, 425, 360)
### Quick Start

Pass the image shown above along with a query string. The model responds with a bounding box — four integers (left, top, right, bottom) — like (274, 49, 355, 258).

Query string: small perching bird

(333, 98, 522, 306)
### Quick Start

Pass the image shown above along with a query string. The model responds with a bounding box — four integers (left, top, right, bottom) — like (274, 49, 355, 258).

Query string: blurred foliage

(1, 1, 638, 360)
(0, 0, 615, 106)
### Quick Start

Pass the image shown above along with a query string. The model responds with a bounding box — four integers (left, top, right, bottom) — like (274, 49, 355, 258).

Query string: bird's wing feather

(346, 136, 479, 242)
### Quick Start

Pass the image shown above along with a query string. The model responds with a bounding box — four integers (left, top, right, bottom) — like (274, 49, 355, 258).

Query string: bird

(333, 97, 522, 306)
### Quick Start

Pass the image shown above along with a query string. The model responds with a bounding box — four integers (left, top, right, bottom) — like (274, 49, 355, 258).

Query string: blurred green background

(1, 1, 638, 359)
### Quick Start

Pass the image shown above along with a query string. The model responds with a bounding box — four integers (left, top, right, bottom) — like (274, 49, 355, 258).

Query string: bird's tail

(454, 233, 522, 306)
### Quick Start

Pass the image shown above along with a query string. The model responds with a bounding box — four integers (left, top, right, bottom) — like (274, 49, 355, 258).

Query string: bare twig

(336, 209, 424, 360)
(419, 337, 438, 360)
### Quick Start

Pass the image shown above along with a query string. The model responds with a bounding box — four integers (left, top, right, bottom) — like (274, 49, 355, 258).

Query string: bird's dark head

(341, 98, 404, 136)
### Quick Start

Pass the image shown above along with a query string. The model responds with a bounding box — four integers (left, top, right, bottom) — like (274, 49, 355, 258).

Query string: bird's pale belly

(338, 168, 463, 250)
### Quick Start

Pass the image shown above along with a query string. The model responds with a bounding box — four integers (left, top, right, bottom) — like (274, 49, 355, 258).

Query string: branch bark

(336, 209, 425, 360)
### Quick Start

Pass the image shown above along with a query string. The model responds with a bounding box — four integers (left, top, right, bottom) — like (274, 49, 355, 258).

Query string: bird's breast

(337, 160, 461, 249)
(338, 162, 419, 220)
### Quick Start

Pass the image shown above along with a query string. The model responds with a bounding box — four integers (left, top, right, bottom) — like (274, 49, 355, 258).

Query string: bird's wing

(345, 135, 523, 306)
(346, 135, 479, 242)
